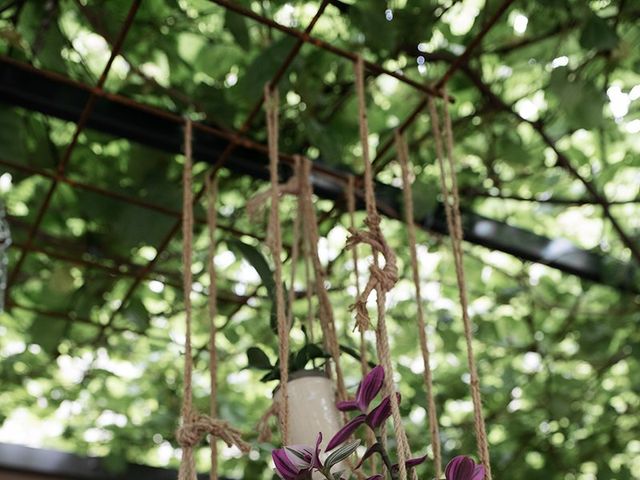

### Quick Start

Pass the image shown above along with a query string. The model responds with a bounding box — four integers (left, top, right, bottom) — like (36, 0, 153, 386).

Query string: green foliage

(0, 1, 639, 479)
(579, 14, 619, 51)
(549, 67, 606, 131)
(246, 343, 330, 383)
(224, 10, 251, 51)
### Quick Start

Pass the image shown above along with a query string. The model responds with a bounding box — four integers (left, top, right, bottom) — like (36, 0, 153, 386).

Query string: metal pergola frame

(0, 0, 638, 477)
(0, 0, 635, 365)
(0, 56, 636, 294)
(0, 0, 634, 338)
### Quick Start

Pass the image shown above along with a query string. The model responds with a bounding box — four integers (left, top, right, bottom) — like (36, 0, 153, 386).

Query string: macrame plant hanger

(395, 130, 443, 479)
(347, 54, 416, 480)
(424, 90, 493, 480)
(346, 175, 380, 477)
(259, 81, 350, 411)
(177, 118, 250, 480)
(260, 85, 373, 480)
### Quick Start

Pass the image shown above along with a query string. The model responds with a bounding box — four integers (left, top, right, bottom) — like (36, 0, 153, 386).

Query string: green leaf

(0, 109, 26, 162)
(247, 346, 272, 370)
(293, 343, 328, 371)
(225, 9, 251, 51)
(195, 44, 244, 79)
(549, 68, 604, 129)
(411, 179, 438, 220)
(351, 0, 396, 54)
(122, 297, 150, 332)
(259, 369, 280, 382)
(229, 238, 288, 333)
(231, 36, 296, 106)
(324, 440, 360, 470)
(339, 344, 376, 369)
(28, 317, 67, 355)
(580, 15, 618, 51)
(228, 239, 274, 292)
(496, 130, 530, 166)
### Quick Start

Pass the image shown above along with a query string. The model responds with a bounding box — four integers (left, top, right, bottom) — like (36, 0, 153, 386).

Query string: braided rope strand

(352, 54, 415, 480)
(264, 85, 290, 444)
(395, 130, 443, 478)
(178, 120, 249, 480)
(205, 174, 220, 480)
(427, 93, 492, 479)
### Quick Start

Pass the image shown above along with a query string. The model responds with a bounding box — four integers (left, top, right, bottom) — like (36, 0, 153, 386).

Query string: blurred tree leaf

(580, 14, 618, 52)
(247, 346, 272, 370)
(28, 317, 67, 355)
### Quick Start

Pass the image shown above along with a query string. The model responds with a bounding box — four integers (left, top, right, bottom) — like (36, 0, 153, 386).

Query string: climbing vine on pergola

(0, 0, 639, 479)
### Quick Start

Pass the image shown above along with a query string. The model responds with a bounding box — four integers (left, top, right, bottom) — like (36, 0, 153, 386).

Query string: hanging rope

(348, 54, 415, 480)
(205, 173, 220, 480)
(427, 92, 492, 480)
(395, 131, 443, 479)
(248, 130, 350, 444)
(287, 157, 303, 331)
(346, 176, 367, 376)
(177, 119, 249, 480)
(347, 175, 379, 476)
(296, 158, 366, 480)
(264, 85, 291, 444)
(297, 156, 348, 403)
(302, 223, 315, 344)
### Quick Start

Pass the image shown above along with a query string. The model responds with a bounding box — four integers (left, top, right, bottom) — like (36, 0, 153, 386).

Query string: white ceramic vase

(274, 370, 350, 478)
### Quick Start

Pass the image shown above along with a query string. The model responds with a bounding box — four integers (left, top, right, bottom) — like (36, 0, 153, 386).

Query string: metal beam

(0, 57, 637, 293)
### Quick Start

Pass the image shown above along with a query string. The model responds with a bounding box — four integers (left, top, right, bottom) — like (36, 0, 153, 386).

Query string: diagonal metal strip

(207, 0, 446, 100)
(95, 0, 334, 338)
(371, 0, 518, 173)
(3, 0, 142, 305)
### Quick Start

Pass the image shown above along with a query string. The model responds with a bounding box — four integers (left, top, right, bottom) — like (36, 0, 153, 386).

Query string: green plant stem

(319, 469, 334, 480)
(376, 435, 398, 480)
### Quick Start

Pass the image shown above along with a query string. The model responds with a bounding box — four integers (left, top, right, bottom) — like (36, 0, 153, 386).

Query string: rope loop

(177, 411, 251, 452)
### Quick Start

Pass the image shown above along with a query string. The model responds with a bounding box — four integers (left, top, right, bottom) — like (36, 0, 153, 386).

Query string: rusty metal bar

(4, 0, 141, 298)
(94, 0, 334, 341)
(207, 0, 446, 99)
(370, 0, 517, 173)
(0, 157, 275, 246)
(9, 237, 247, 305)
(208, 0, 330, 174)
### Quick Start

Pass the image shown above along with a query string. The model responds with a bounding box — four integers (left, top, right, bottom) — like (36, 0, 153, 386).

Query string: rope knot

(346, 220, 398, 332)
(370, 261, 397, 293)
(364, 212, 381, 230)
(177, 411, 251, 453)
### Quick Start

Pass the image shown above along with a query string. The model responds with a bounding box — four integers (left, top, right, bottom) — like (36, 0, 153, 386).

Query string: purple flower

(445, 456, 485, 480)
(272, 446, 312, 480)
(272, 433, 323, 480)
(337, 365, 384, 413)
(366, 393, 400, 429)
(392, 454, 428, 473)
(326, 415, 366, 451)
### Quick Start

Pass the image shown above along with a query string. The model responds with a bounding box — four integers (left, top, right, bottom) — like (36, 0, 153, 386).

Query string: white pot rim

(273, 369, 330, 395)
